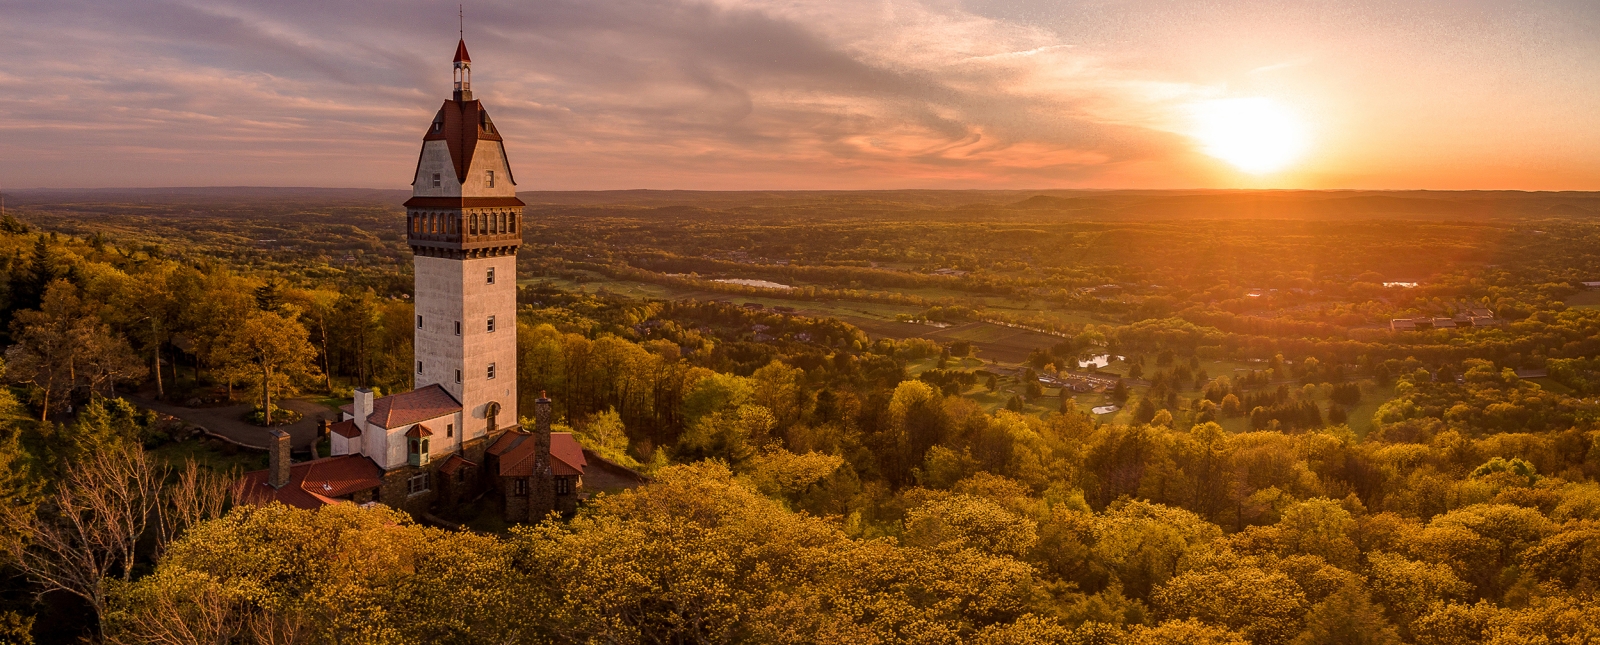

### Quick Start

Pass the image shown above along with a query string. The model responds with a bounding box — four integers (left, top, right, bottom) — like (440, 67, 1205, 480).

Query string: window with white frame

(407, 472, 430, 495)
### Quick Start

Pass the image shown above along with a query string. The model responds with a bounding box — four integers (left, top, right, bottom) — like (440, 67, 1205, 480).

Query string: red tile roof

(329, 420, 361, 439)
(234, 455, 383, 510)
(551, 433, 586, 476)
(491, 432, 587, 478)
(437, 454, 476, 476)
(454, 38, 471, 63)
(340, 384, 461, 430)
(405, 423, 435, 438)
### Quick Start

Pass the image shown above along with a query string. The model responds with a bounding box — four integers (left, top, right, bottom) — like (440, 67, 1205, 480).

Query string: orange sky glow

(1, 0, 1597, 190)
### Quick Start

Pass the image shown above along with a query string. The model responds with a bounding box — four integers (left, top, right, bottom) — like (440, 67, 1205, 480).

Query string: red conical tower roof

(453, 39, 471, 64)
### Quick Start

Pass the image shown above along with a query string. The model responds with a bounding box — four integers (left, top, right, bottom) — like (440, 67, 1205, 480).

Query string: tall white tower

(404, 37, 522, 453)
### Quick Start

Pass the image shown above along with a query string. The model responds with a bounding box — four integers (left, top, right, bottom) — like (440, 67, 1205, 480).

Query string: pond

(714, 278, 794, 290)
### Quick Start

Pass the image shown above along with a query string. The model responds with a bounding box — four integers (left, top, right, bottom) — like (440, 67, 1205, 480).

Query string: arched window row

(408, 210, 519, 238)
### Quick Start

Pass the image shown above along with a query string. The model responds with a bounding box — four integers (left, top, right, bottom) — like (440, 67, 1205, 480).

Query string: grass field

(1565, 290, 1600, 309)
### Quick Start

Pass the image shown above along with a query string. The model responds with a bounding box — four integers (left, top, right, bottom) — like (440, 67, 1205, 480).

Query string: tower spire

(452, 9, 472, 102)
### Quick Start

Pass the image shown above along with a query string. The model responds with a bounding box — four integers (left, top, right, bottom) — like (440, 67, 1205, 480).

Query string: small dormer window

(487, 170, 495, 188)
(432, 173, 441, 188)
(433, 122, 442, 133)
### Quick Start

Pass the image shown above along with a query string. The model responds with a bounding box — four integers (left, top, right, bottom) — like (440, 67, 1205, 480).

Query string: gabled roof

(340, 384, 461, 430)
(234, 455, 383, 510)
(437, 454, 476, 476)
(454, 38, 471, 63)
(329, 419, 362, 439)
(490, 431, 587, 477)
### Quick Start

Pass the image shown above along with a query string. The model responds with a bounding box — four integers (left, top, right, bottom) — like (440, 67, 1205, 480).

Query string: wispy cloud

(1, 0, 1596, 189)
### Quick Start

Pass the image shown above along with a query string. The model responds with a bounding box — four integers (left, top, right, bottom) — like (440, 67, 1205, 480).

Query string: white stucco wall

(412, 140, 461, 196)
(462, 141, 517, 195)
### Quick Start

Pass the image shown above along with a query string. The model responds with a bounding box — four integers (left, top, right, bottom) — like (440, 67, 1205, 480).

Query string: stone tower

(404, 37, 523, 458)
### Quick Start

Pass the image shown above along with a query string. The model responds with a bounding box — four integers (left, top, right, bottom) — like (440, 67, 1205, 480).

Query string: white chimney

(353, 388, 374, 431)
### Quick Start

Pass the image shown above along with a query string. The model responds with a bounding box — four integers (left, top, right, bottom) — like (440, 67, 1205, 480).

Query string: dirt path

(130, 396, 337, 450)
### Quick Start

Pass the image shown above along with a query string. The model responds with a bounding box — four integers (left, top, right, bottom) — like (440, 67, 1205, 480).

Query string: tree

(1291, 582, 1400, 645)
(1110, 380, 1130, 404)
(1154, 566, 1309, 645)
(5, 280, 144, 420)
(216, 310, 319, 425)
(1134, 398, 1158, 424)
(986, 373, 999, 392)
(0, 442, 162, 632)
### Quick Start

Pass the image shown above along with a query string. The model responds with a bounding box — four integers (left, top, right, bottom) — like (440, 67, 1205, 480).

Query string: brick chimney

(352, 388, 374, 431)
(268, 428, 292, 489)
(535, 391, 551, 435)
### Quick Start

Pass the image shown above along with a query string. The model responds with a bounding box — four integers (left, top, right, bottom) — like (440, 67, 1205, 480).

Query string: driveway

(131, 396, 339, 450)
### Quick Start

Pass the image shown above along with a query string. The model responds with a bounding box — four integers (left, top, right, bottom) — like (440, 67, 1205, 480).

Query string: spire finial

(459, 5, 463, 40)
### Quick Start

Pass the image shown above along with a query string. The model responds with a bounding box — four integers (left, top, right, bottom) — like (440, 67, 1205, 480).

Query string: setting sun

(1189, 97, 1310, 175)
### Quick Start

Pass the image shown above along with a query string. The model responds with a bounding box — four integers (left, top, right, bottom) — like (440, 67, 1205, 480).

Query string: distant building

(1583, 282, 1600, 290)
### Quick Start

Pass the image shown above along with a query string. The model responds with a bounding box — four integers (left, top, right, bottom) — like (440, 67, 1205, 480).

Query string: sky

(1, 0, 1597, 190)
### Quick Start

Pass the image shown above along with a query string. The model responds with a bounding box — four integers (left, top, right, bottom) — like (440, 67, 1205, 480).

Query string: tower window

(455, 369, 462, 384)
(432, 173, 441, 188)
(417, 360, 423, 374)
(447, 423, 454, 438)
(514, 479, 528, 496)
(454, 320, 462, 336)
(416, 315, 423, 329)
(487, 316, 496, 333)
(487, 363, 496, 380)
(486, 267, 496, 284)
(487, 170, 495, 188)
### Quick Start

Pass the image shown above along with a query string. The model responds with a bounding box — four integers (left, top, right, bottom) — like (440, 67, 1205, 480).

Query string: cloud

(4, 0, 1592, 189)
(0, 0, 1231, 189)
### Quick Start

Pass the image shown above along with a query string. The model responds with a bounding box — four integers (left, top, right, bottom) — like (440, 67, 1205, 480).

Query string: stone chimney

(352, 388, 374, 430)
(535, 391, 551, 435)
(268, 428, 292, 489)
(313, 418, 328, 460)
